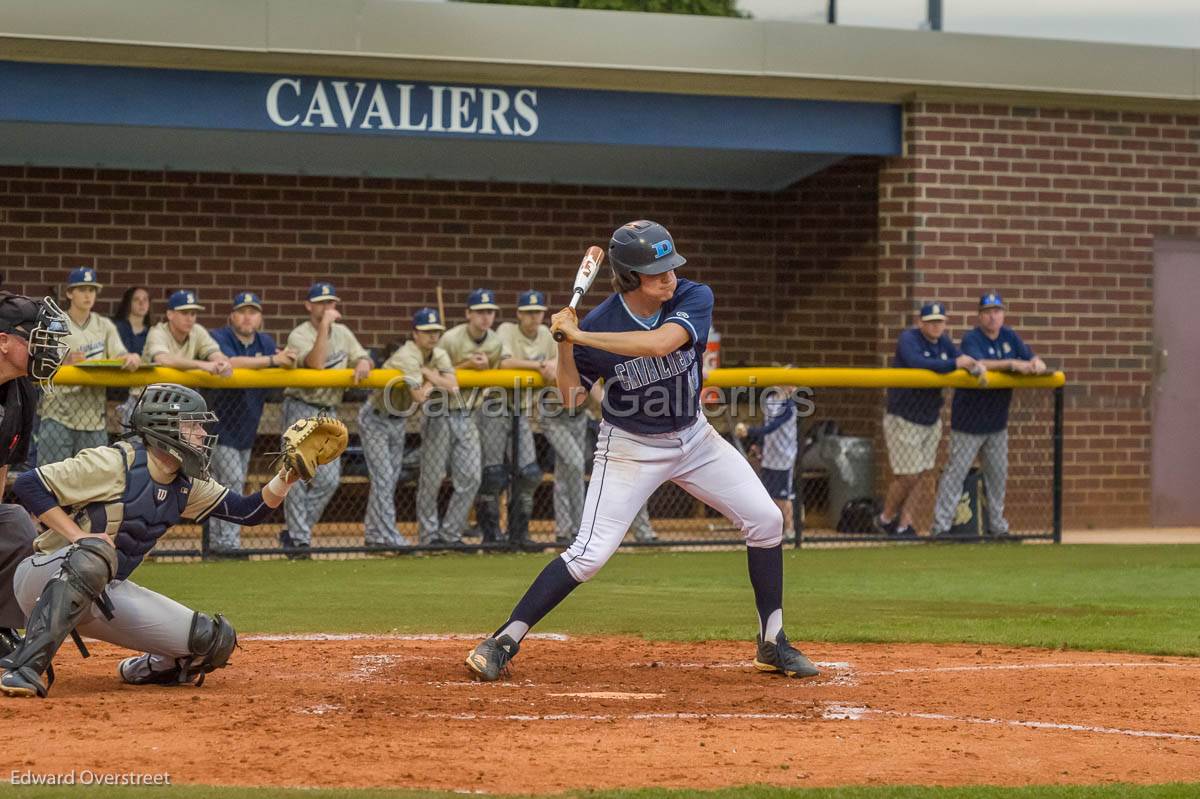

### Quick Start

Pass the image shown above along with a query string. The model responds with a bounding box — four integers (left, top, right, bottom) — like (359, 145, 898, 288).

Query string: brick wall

(879, 101, 1200, 528)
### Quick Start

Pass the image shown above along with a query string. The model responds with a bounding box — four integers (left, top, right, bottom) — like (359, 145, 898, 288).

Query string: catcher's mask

(128, 383, 219, 479)
(0, 293, 71, 391)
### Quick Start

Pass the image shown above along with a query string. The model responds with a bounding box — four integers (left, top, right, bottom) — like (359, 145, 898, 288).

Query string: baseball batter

(0, 383, 301, 698)
(466, 220, 819, 681)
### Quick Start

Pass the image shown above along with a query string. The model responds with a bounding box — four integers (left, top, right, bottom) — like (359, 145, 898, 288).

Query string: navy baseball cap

(412, 307, 445, 331)
(232, 291, 262, 310)
(467, 288, 499, 310)
(920, 301, 947, 321)
(67, 267, 102, 290)
(517, 290, 547, 311)
(167, 290, 205, 311)
(308, 282, 340, 303)
(979, 291, 1004, 309)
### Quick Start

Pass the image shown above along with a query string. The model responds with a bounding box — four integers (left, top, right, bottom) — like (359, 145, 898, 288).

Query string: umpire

(0, 292, 70, 657)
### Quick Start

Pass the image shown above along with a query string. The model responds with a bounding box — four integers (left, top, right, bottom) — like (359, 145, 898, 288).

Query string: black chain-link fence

(10, 375, 1061, 560)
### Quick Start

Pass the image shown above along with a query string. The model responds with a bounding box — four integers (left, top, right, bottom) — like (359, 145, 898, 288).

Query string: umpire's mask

(0, 293, 71, 391)
(129, 383, 219, 479)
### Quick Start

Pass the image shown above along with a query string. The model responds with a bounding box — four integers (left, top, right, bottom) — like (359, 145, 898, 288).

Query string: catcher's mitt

(278, 417, 349, 481)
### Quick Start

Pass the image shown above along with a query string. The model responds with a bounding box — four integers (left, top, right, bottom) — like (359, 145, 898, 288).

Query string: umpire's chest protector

(81, 443, 191, 581)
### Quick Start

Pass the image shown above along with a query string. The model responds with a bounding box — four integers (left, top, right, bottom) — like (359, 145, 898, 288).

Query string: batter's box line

(243, 633, 569, 642)
(857, 661, 1200, 677)
(820, 703, 1200, 742)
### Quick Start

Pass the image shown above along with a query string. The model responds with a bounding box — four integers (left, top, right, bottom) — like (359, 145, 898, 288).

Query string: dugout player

(465, 220, 820, 682)
(0, 383, 303, 698)
(36, 267, 140, 466)
(876, 303, 982, 538)
(929, 292, 1046, 538)
(0, 293, 70, 661)
(412, 308, 480, 546)
(441, 289, 511, 543)
(280, 282, 372, 554)
(497, 290, 559, 545)
(365, 307, 457, 548)
(206, 292, 297, 555)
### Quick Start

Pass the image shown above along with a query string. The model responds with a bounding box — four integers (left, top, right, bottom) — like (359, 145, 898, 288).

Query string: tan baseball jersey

(371, 341, 457, 414)
(38, 313, 128, 431)
(440, 323, 503, 410)
(284, 321, 370, 408)
(144, 321, 221, 363)
(31, 442, 229, 554)
(498, 322, 556, 411)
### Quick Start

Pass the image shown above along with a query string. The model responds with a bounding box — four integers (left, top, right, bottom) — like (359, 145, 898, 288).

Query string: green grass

(6, 784, 1200, 798)
(132, 544, 1200, 656)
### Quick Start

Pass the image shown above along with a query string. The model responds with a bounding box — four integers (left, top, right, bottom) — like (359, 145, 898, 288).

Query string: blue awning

(0, 60, 901, 190)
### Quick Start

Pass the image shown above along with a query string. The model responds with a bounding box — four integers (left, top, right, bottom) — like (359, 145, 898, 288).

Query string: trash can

(819, 434, 875, 526)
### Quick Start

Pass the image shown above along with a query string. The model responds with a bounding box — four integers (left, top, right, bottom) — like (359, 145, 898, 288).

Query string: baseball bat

(436, 284, 445, 326)
(553, 246, 604, 342)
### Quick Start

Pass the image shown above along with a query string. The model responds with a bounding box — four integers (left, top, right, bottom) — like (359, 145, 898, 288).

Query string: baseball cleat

(465, 634, 519, 682)
(0, 667, 47, 698)
(754, 631, 820, 679)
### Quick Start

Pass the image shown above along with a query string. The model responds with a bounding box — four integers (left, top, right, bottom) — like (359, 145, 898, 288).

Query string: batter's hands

(551, 308, 579, 342)
(120, 353, 142, 371)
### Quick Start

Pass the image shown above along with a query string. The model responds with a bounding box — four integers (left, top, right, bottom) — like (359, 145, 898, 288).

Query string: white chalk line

(857, 661, 1200, 676)
(294, 704, 1200, 743)
(243, 633, 569, 642)
(821, 703, 1200, 742)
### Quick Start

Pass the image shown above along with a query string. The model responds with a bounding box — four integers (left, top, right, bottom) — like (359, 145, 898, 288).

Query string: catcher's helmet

(128, 383, 218, 479)
(608, 220, 687, 279)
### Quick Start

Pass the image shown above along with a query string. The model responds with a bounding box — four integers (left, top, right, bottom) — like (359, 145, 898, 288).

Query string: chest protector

(81, 443, 192, 581)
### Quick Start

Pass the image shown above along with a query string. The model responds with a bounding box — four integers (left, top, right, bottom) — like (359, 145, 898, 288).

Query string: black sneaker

(465, 635, 520, 682)
(873, 514, 898, 536)
(0, 667, 47, 698)
(890, 525, 917, 539)
(278, 530, 311, 560)
(754, 631, 820, 679)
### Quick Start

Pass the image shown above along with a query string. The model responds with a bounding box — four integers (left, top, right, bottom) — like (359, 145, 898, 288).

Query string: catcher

(0, 382, 346, 698)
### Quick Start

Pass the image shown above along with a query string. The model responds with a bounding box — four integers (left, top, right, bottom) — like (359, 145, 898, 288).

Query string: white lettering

(301, 82, 338, 128)
(428, 85, 447, 132)
(394, 84, 428, 131)
(361, 84, 396, 130)
(479, 88, 512, 135)
(266, 78, 302, 126)
(447, 87, 477, 133)
(513, 89, 539, 136)
(331, 81, 366, 126)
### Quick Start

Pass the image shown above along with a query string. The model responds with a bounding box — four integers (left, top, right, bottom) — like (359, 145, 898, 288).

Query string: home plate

(548, 692, 666, 700)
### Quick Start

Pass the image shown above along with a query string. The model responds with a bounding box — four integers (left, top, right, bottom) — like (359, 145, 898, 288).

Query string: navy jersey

(951, 326, 1034, 434)
(574, 278, 713, 434)
(885, 327, 960, 426)
(208, 326, 277, 450)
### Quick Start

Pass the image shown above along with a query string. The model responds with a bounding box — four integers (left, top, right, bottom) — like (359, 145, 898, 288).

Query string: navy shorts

(760, 468, 795, 501)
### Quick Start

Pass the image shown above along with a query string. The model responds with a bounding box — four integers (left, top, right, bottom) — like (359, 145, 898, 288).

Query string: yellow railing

(52, 363, 1066, 390)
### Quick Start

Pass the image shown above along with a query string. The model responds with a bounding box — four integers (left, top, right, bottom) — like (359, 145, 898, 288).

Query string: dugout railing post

(1052, 385, 1064, 545)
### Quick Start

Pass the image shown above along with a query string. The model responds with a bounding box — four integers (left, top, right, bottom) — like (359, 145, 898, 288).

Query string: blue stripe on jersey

(574, 278, 713, 434)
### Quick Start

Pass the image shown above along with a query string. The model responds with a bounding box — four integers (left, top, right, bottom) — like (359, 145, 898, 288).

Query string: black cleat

(278, 530, 311, 560)
(754, 631, 820, 679)
(0, 667, 47, 698)
(465, 635, 519, 682)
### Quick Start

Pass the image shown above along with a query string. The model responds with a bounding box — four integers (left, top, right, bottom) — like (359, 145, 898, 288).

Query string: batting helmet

(128, 383, 218, 479)
(608, 220, 687, 280)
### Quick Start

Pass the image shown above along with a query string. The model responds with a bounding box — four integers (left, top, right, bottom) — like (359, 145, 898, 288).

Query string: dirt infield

(3, 636, 1199, 792)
